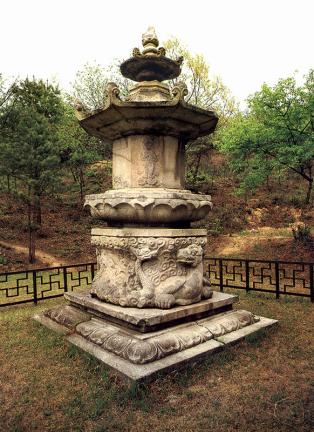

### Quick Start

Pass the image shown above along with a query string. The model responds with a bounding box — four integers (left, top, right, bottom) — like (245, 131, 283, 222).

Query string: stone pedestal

(85, 189, 212, 225)
(89, 228, 211, 308)
(35, 291, 277, 382)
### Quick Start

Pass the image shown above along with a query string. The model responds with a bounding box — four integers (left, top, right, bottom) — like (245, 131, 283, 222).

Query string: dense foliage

(0, 78, 65, 261)
(164, 38, 237, 190)
(219, 70, 314, 203)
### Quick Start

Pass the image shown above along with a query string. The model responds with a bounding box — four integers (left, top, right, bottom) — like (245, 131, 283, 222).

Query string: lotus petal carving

(85, 188, 212, 223)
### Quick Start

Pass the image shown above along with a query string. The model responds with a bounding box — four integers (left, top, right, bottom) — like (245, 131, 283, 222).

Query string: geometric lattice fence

(204, 257, 314, 301)
(1, 258, 313, 307)
(0, 263, 95, 307)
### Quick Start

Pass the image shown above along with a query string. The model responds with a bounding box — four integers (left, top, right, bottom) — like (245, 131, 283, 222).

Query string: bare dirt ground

(211, 227, 291, 256)
(0, 194, 96, 271)
(208, 226, 314, 262)
(0, 240, 67, 267)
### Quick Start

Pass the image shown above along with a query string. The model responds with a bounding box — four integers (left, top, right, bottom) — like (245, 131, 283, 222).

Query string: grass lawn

(0, 292, 313, 432)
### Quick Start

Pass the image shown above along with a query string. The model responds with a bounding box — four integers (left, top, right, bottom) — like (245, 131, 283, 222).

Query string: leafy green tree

(0, 74, 17, 192)
(0, 78, 64, 262)
(71, 61, 130, 112)
(0, 74, 14, 109)
(219, 70, 314, 203)
(58, 104, 104, 202)
(164, 38, 237, 189)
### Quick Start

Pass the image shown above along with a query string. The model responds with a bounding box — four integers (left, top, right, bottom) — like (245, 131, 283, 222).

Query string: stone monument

(35, 28, 277, 382)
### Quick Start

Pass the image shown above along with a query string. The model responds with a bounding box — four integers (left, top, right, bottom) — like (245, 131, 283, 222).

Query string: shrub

(0, 255, 7, 265)
(290, 222, 312, 243)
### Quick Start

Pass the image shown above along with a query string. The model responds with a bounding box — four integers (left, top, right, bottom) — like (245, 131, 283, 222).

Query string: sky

(1, 0, 313, 106)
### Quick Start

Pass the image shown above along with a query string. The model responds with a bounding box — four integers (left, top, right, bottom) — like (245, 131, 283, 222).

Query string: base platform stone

(66, 333, 224, 382)
(64, 290, 238, 332)
(34, 291, 278, 382)
(34, 310, 277, 382)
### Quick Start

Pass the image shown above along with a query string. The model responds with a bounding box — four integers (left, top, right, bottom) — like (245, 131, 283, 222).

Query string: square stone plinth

(34, 306, 277, 383)
(64, 291, 238, 332)
(67, 316, 277, 382)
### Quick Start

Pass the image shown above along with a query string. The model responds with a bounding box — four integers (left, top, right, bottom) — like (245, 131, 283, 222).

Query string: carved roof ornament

(103, 82, 121, 109)
(172, 81, 188, 101)
(77, 27, 218, 139)
(121, 27, 182, 82)
(74, 99, 88, 120)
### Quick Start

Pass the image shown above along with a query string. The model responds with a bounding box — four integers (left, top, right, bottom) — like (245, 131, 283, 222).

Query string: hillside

(0, 154, 313, 272)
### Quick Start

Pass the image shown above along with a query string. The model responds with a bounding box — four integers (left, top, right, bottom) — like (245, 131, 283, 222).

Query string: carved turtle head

(176, 244, 203, 267)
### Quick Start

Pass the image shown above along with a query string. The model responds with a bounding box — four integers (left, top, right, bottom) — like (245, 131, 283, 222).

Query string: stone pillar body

(112, 135, 185, 189)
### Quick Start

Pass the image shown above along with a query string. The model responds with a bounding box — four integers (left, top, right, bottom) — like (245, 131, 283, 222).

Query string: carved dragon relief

(90, 236, 212, 308)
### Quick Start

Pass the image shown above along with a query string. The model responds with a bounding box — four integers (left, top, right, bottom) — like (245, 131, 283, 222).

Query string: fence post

(219, 259, 224, 292)
(63, 267, 68, 293)
(91, 263, 95, 281)
(275, 261, 280, 299)
(32, 270, 38, 305)
(245, 260, 250, 293)
(310, 264, 314, 303)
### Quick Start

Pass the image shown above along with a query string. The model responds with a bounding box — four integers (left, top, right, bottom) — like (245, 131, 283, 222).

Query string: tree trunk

(35, 197, 42, 226)
(266, 175, 271, 191)
(28, 201, 36, 263)
(6, 175, 10, 193)
(305, 178, 313, 204)
(29, 228, 36, 263)
(193, 153, 202, 181)
(79, 169, 84, 202)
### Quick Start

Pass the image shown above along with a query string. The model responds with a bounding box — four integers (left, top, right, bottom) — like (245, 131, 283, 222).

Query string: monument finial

(142, 26, 159, 55)
(121, 28, 182, 81)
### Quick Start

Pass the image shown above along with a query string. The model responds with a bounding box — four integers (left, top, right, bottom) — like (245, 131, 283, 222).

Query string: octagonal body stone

(112, 134, 185, 189)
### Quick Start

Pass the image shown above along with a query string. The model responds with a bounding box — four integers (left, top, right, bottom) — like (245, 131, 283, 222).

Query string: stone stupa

(36, 28, 277, 382)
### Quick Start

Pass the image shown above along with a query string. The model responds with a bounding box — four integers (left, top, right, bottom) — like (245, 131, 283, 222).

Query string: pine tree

(0, 78, 64, 262)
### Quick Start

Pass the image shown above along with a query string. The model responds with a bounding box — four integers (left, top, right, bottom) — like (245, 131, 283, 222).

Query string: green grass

(0, 293, 313, 432)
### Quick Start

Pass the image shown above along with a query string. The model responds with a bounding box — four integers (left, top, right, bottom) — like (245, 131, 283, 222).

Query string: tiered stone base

(89, 228, 211, 308)
(34, 291, 277, 382)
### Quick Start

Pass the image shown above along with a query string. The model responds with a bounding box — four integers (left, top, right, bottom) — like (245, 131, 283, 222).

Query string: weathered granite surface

(42, 303, 258, 365)
(111, 135, 185, 189)
(45, 305, 91, 329)
(78, 95, 218, 142)
(78, 28, 217, 311)
(91, 227, 207, 237)
(89, 228, 211, 309)
(34, 28, 278, 383)
(75, 310, 258, 364)
(120, 26, 182, 83)
(85, 188, 212, 224)
(64, 290, 238, 331)
(35, 307, 278, 382)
